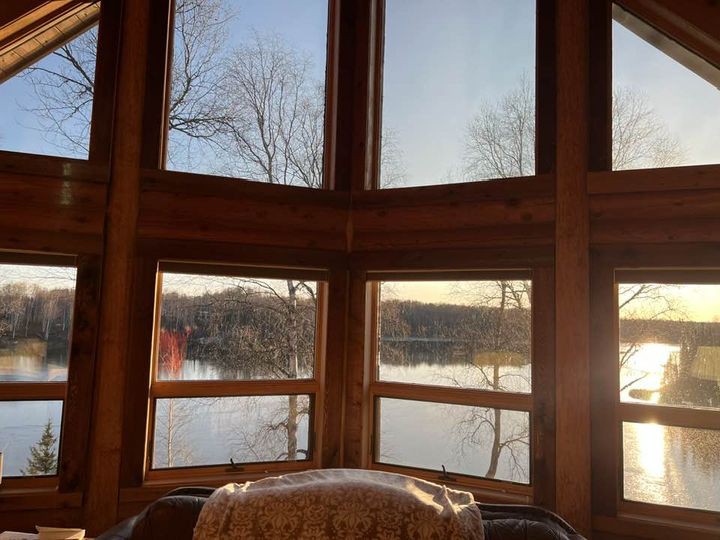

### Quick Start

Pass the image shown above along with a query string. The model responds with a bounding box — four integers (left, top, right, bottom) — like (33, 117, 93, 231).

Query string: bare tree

(215, 34, 322, 186)
(19, 29, 98, 155)
(612, 87, 684, 170)
(379, 128, 408, 188)
(17, 0, 234, 167)
(451, 280, 531, 481)
(464, 79, 685, 181)
(154, 398, 195, 468)
(465, 79, 535, 180)
(618, 283, 683, 394)
(166, 0, 236, 169)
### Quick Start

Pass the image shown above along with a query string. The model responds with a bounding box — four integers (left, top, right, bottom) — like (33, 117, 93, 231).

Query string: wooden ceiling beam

(614, 0, 720, 88)
(0, 1, 100, 84)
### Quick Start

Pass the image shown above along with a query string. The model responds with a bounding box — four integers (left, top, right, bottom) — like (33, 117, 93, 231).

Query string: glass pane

(380, 0, 536, 187)
(0, 400, 63, 477)
(166, 0, 328, 186)
(152, 395, 311, 468)
(0, 22, 98, 158)
(623, 422, 720, 512)
(378, 280, 531, 392)
(158, 272, 318, 381)
(376, 397, 529, 484)
(619, 283, 720, 410)
(0, 264, 77, 382)
(612, 7, 720, 170)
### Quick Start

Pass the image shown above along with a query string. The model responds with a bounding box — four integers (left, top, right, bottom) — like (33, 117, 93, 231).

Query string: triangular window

(612, 3, 720, 170)
(0, 4, 99, 159)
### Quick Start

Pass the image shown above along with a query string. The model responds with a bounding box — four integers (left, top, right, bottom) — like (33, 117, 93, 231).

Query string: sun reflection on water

(620, 342, 679, 404)
(634, 422, 666, 479)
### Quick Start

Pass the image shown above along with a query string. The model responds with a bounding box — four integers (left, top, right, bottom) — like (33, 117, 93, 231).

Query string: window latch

(228, 458, 244, 471)
(439, 464, 456, 482)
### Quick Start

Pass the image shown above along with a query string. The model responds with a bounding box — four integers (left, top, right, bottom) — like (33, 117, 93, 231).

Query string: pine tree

(22, 419, 58, 476)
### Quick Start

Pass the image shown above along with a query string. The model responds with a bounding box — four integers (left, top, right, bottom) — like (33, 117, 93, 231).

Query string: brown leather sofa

(98, 487, 586, 539)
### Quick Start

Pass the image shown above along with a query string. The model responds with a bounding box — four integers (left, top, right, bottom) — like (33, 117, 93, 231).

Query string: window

(368, 275, 533, 489)
(165, 0, 331, 187)
(617, 275, 720, 513)
(148, 263, 325, 474)
(0, 262, 77, 479)
(378, 0, 536, 188)
(0, 5, 100, 159)
(612, 4, 720, 170)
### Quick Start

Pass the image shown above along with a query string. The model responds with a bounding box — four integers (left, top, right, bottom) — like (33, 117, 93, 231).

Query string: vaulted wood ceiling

(0, 1, 100, 83)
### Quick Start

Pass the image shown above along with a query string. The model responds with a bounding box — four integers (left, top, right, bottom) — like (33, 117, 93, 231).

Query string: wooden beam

(139, 0, 173, 169)
(589, 253, 619, 518)
(88, 0, 121, 164)
(342, 271, 371, 467)
(59, 254, 102, 493)
(555, 0, 592, 535)
(615, 0, 720, 88)
(589, 0, 612, 172)
(589, 164, 720, 194)
(83, 0, 150, 533)
(321, 268, 349, 468)
(0, 1, 100, 83)
(536, 0, 557, 175)
(531, 266, 556, 509)
(333, 0, 378, 191)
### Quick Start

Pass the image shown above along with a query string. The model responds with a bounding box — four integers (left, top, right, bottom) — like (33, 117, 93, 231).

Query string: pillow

(193, 468, 484, 539)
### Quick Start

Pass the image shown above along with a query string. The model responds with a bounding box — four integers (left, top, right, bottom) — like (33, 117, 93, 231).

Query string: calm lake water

(1, 343, 718, 514)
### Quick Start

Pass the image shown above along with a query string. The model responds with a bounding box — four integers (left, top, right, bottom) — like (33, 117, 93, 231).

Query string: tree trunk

(286, 280, 299, 459)
(485, 282, 508, 478)
(486, 402, 502, 478)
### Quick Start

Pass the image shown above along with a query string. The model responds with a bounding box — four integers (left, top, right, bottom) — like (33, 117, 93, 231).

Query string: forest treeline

(2, 282, 718, 365)
(0, 284, 74, 354)
(158, 287, 720, 374)
(621, 318, 720, 347)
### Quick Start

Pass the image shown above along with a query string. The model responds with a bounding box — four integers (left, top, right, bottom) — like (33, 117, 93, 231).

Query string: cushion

(192, 468, 484, 539)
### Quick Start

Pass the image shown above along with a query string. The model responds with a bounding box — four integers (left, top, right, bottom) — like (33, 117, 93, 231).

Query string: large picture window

(368, 274, 533, 490)
(612, 3, 720, 170)
(378, 0, 536, 188)
(147, 263, 326, 475)
(165, 0, 331, 187)
(0, 5, 100, 159)
(0, 260, 77, 480)
(617, 273, 720, 514)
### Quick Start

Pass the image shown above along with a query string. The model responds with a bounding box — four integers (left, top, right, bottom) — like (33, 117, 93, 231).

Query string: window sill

(369, 463, 532, 505)
(0, 488, 81, 512)
(594, 511, 720, 540)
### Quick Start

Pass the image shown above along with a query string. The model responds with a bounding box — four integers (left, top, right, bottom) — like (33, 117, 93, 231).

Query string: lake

(0, 343, 718, 514)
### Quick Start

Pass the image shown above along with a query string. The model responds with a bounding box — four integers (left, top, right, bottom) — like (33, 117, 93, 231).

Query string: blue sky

(0, 1, 717, 182)
(613, 21, 720, 168)
(381, 0, 535, 186)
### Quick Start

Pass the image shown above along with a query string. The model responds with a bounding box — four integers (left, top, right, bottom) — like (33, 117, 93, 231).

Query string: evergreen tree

(22, 419, 58, 476)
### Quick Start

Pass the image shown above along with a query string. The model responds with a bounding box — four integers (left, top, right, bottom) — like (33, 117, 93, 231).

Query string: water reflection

(624, 422, 720, 512)
(152, 395, 310, 469)
(377, 396, 530, 484)
(0, 401, 62, 477)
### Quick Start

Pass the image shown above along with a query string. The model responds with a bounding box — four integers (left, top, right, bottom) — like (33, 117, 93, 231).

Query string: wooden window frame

(363, 268, 553, 504)
(142, 261, 330, 483)
(0, 252, 97, 493)
(591, 252, 720, 536)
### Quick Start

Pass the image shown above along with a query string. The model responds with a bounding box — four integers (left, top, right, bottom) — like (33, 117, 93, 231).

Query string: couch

(98, 486, 585, 539)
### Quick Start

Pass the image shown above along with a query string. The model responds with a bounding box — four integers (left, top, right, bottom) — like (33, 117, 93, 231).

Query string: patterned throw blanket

(193, 468, 484, 540)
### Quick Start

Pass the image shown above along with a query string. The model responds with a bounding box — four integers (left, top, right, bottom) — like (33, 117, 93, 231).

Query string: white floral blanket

(193, 468, 484, 540)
